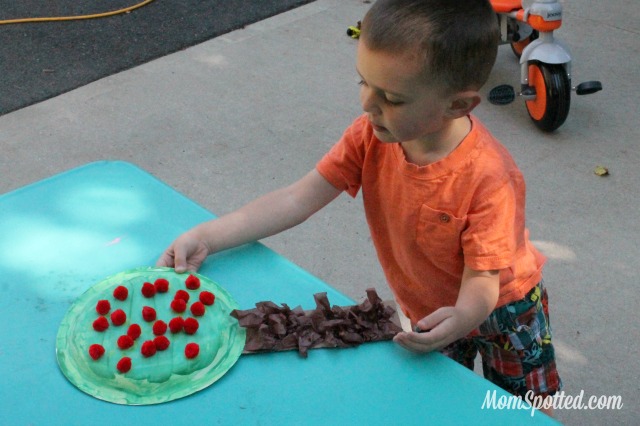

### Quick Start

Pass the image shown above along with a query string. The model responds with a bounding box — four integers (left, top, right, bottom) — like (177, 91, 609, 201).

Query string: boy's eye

(358, 79, 404, 106)
(384, 98, 404, 106)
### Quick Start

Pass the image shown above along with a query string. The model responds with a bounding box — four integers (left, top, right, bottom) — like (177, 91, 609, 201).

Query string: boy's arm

(157, 169, 342, 272)
(393, 267, 499, 353)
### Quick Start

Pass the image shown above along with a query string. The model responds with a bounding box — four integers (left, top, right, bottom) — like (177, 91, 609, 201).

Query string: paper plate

(56, 267, 246, 405)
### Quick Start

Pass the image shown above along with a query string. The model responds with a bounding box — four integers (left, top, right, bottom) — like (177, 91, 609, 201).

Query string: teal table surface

(0, 161, 559, 425)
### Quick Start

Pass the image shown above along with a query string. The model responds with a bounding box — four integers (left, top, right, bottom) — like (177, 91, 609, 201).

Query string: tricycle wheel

(526, 62, 571, 132)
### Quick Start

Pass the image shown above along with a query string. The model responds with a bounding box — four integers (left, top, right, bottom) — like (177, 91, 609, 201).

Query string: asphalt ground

(0, 0, 313, 115)
(1, 0, 638, 424)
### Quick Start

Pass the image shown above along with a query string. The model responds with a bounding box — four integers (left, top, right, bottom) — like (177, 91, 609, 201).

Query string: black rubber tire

(525, 62, 571, 132)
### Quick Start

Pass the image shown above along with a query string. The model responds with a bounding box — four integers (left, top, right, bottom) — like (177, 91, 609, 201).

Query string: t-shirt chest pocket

(416, 204, 467, 259)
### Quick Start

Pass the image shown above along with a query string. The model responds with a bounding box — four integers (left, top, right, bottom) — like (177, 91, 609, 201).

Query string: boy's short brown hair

(361, 0, 499, 93)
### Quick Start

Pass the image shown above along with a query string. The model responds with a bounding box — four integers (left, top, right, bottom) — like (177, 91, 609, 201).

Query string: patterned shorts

(441, 281, 562, 398)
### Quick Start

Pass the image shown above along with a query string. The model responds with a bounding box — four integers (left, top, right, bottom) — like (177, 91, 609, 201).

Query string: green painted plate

(56, 267, 246, 405)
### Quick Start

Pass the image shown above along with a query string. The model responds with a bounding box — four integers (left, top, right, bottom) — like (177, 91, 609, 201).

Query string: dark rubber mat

(0, 0, 314, 115)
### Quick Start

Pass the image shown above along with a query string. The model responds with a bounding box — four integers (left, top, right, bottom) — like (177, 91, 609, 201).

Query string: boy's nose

(360, 86, 381, 114)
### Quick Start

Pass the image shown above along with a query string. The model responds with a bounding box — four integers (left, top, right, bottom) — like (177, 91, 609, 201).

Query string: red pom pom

(93, 316, 110, 332)
(185, 342, 200, 359)
(117, 357, 132, 373)
(142, 306, 157, 322)
(117, 335, 135, 350)
(185, 274, 201, 290)
(171, 298, 187, 313)
(183, 317, 199, 335)
(199, 291, 215, 306)
(141, 340, 157, 358)
(154, 278, 169, 293)
(127, 323, 142, 340)
(113, 285, 128, 301)
(154, 336, 170, 351)
(190, 301, 206, 317)
(174, 290, 190, 302)
(168, 317, 184, 333)
(96, 299, 111, 315)
(89, 344, 105, 360)
(153, 320, 167, 335)
(111, 309, 127, 326)
(141, 282, 156, 298)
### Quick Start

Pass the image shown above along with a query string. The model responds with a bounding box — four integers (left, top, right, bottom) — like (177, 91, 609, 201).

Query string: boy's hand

(156, 231, 210, 273)
(393, 267, 500, 353)
(393, 306, 475, 353)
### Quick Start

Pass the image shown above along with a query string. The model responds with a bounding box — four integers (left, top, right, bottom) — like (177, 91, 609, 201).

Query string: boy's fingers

(172, 248, 188, 273)
(155, 251, 173, 268)
(393, 331, 442, 353)
(415, 307, 452, 332)
(156, 245, 188, 273)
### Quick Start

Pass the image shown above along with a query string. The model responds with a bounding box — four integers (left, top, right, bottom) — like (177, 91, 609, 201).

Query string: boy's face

(356, 41, 453, 145)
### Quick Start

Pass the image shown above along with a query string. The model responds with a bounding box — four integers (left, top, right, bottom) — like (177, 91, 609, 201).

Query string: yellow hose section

(0, 0, 157, 25)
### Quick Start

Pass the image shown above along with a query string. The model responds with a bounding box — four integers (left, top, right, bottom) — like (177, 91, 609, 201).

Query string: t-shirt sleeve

(316, 115, 369, 198)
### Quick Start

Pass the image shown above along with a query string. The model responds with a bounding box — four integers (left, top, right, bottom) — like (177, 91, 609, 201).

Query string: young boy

(158, 0, 561, 407)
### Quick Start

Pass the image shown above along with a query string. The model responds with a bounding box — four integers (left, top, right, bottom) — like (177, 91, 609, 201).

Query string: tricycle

(489, 0, 602, 131)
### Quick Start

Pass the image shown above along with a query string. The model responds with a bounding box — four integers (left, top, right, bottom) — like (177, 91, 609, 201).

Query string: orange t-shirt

(316, 114, 545, 323)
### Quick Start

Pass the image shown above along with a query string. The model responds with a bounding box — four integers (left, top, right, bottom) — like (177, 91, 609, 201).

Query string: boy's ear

(445, 91, 481, 119)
